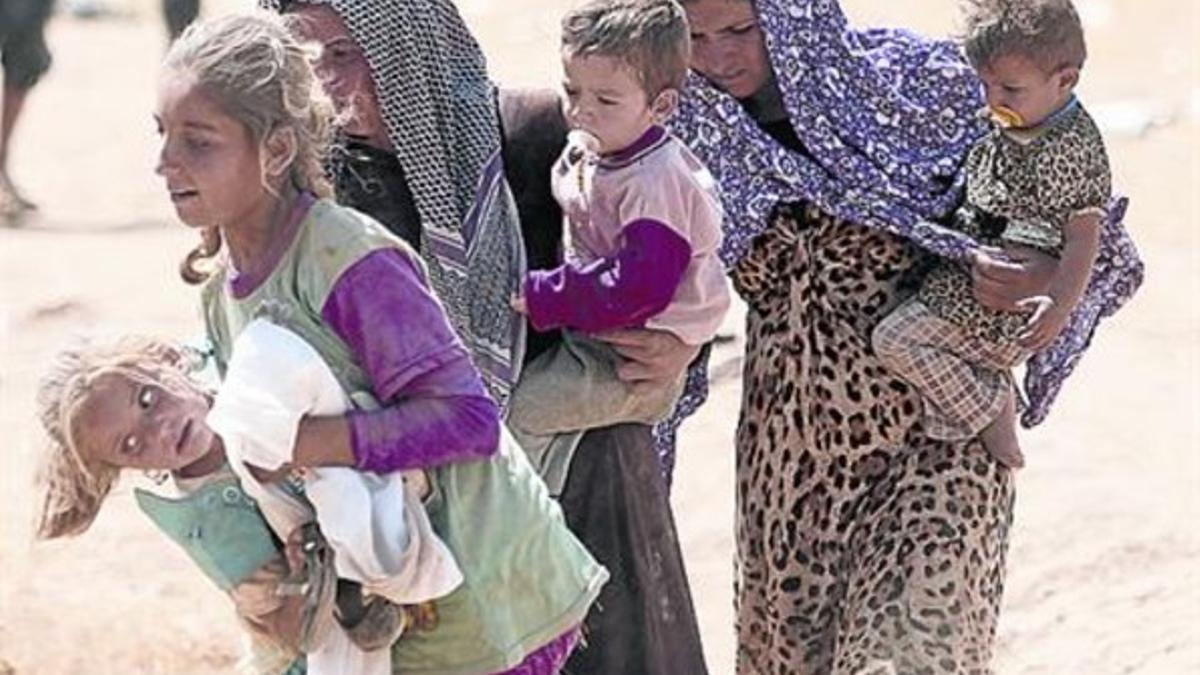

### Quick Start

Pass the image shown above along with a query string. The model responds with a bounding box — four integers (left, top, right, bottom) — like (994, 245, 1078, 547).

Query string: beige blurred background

(1, 0, 1196, 672)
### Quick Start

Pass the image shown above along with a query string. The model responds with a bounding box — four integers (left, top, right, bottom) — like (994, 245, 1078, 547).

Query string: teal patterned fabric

(135, 476, 278, 592)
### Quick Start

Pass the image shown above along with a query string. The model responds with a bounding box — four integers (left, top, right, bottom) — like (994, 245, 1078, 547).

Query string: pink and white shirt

(524, 125, 730, 346)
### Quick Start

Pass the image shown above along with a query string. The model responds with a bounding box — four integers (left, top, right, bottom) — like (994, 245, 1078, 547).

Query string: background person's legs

(162, 0, 200, 41)
(1, 84, 34, 211)
(0, 0, 55, 217)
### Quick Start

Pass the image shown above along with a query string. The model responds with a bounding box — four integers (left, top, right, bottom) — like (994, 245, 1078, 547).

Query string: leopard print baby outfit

(920, 101, 1112, 342)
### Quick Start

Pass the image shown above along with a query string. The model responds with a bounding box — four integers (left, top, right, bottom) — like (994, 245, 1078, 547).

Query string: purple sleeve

(524, 219, 691, 333)
(320, 248, 500, 473)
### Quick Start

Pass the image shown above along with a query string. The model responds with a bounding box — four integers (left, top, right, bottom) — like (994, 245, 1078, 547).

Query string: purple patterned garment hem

(1021, 196, 1141, 427)
(650, 0, 1144, 476)
(490, 627, 580, 675)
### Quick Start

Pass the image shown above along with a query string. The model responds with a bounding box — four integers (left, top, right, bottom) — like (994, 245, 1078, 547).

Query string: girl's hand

(510, 294, 527, 315)
(593, 327, 699, 390)
(970, 245, 1057, 312)
(283, 527, 308, 581)
(1016, 295, 1070, 351)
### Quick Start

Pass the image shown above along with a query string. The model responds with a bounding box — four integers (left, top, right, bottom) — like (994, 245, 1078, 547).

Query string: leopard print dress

(731, 203, 1014, 675)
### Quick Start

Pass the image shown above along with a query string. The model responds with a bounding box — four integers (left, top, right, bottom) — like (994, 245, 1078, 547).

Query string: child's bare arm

(1050, 211, 1104, 308)
(1017, 211, 1103, 350)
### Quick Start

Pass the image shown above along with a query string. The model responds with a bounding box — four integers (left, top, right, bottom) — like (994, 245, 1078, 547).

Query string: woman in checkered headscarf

(265, 2, 710, 673)
(267, 0, 527, 409)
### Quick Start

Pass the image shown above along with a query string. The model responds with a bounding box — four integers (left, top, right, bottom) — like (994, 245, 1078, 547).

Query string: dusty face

(69, 370, 216, 474)
(977, 52, 1078, 129)
(684, 0, 771, 99)
(561, 54, 669, 154)
(154, 72, 269, 229)
(288, 4, 391, 148)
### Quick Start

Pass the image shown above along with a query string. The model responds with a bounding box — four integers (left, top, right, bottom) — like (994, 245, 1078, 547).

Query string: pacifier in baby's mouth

(986, 105, 1026, 130)
(566, 129, 602, 161)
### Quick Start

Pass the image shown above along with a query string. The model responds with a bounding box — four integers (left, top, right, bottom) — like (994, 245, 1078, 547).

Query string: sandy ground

(1, 0, 1197, 672)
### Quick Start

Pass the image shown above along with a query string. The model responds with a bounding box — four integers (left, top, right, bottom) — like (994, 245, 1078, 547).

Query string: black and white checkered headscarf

(264, 0, 526, 407)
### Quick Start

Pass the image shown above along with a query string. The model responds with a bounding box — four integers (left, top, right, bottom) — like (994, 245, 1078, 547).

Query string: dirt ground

(1, 0, 1197, 673)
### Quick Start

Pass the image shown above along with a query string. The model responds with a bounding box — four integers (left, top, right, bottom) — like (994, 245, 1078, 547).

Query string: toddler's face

(69, 370, 216, 474)
(977, 52, 1078, 130)
(561, 54, 668, 155)
(154, 72, 271, 230)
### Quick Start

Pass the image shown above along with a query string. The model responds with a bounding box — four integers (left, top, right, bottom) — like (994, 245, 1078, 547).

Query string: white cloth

(207, 319, 463, 674)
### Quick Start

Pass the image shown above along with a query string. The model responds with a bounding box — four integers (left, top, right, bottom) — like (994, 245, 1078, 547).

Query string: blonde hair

(962, 0, 1087, 73)
(35, 335, 200, 539)
(562, 0, 692, 98)
(164, 13, 337, 285)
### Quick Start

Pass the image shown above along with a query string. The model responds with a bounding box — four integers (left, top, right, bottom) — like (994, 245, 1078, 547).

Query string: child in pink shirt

(509, 0, 730, 492)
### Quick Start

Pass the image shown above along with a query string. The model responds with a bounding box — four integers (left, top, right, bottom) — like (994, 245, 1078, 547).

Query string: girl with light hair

(35, 333, 314, 673)
(38, 12, 608, 675)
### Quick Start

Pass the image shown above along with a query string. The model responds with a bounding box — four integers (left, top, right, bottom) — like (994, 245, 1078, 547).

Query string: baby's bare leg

(978, 389, 1024, 469)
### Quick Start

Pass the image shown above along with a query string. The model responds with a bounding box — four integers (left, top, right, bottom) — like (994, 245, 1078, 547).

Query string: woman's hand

(283, 527, 309, 582)
(593, 327, 699, 393)
(510, 294, 528, 315)
(970, 245, 1058, 312)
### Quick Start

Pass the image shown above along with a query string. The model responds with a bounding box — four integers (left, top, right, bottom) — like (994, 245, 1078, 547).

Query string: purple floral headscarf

(654, 0, 1144, 478)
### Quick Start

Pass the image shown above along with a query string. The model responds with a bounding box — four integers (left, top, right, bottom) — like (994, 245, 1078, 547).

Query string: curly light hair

(961, 0, 1087, 72)
(34, 335, 202, 539)
(163, 13, 337, 285)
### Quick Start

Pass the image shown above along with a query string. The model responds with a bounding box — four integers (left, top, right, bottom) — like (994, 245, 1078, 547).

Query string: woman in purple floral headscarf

(667, 0, 1142, 672)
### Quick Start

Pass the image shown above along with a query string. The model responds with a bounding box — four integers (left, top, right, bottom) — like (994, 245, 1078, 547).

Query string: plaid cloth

(873, 298, 1028, 441)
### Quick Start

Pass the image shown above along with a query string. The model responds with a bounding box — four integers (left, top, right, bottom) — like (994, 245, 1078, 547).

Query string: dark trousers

(1, 0, 54, 88)
(163, 0, 199, 40)
(559, 424, 709, 675)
